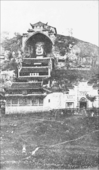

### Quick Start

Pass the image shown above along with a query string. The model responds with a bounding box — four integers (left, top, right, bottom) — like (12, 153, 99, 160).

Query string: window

(48, 99, 50, 103)
(19, 98, 27, 106)
(22, 90, 27, 95)
(66, 102, 74, 108)
(39, 98, 43, 106)
(32, 98, 39, 106)
(19, 98, 30, 106)
(30, 73, 39, 76)
(6, 99, 11, 106)
(12, 98, 18, 105)
(27, 99, 31, 105)
(19, 99, 23, 106)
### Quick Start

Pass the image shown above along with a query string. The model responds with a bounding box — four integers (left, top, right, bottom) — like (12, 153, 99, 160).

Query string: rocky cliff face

(54, 34, 99, 69)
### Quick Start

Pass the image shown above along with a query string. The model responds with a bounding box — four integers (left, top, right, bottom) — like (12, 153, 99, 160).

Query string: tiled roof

(30, 21, 56, 31)
(31, 21, 46, 27)
(18, 76, 49, 81)
(6, 82, 42, 90)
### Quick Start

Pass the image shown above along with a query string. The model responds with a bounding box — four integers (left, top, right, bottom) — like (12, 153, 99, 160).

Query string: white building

(43, 81, 99, 110)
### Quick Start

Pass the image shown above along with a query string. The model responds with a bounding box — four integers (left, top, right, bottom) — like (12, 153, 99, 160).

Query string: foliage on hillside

(55, 34, 99, 60)
(51, 69, 95, 92)
(1, 33, 22, 52)
(52, 34, 99, 90)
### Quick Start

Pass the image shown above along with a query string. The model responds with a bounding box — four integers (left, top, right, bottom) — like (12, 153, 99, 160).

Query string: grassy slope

(0, 113, 99, 169)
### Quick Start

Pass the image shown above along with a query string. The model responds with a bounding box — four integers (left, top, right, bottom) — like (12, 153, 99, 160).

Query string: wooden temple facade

(5, 22, 57, 114)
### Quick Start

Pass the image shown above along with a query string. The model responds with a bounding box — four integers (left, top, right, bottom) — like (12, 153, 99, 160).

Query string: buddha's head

(35, 42, 44, 55)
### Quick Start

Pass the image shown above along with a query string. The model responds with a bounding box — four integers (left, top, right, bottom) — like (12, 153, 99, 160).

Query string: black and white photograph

(0, 1, 99, 170)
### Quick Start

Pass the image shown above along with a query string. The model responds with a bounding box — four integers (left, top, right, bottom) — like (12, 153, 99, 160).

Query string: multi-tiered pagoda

(5, 22, 57, 114)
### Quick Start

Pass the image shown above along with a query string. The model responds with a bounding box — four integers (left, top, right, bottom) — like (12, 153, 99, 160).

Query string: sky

(1, 0, 99, 46)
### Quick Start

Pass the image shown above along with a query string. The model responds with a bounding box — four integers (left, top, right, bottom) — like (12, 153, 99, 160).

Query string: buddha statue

(35, 42, 45, 58)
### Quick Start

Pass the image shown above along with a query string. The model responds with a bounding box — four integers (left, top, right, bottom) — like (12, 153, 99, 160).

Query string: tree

(1, 33, 22, 78)
(60, 49, 66, 56)
(51, 69, 82, 92)
(1, 57, 18, 77)
(88, 67, 99, 89)
(2, 33, 22, 53)
(86, 94, 96, 108)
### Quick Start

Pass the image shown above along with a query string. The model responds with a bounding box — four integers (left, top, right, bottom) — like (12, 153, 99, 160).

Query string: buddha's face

(35, 42, 44, 55)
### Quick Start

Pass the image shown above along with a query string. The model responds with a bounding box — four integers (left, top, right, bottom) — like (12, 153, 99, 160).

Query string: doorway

(80, 101, 87, 109)
(79, 97, 87, 109)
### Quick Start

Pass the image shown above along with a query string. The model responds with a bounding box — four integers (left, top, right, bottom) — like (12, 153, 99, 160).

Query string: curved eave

(25, 31, 54, 45)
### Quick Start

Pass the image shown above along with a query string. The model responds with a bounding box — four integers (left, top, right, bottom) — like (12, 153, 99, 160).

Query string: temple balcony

(22, 57, 52, 67)
(19, 67, 49, 74)
(18, 70, 51, 79)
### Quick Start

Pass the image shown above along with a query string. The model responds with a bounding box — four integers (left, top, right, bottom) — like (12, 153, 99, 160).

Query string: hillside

(55, 34, 99, 60)
(50, 34, 99, 89)
(0, 34, 99, 92)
